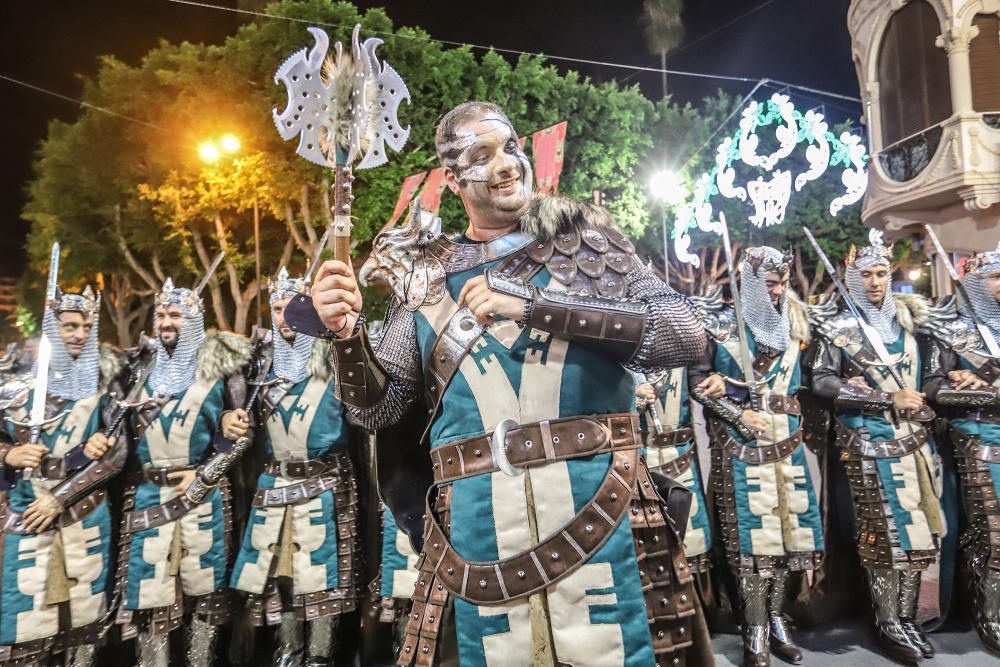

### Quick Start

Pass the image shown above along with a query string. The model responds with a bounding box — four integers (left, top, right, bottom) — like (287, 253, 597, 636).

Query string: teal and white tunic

(698, 329, 824, 572)
(230, 370, 358, 622)
(119, 375, 230, 625)
(642, 368, 712, 564)
(379, 506, 418, 602)
(0, 391, 109, 651)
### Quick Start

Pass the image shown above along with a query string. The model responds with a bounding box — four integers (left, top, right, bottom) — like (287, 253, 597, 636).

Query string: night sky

(0, 0, 857, 276)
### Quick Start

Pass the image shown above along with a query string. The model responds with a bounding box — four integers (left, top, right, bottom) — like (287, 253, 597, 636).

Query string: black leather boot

(767, 570, 802, 664)
(899, 571, 933, 658)
(975, 575, 1000, 655)
(868, 568, 922, 664)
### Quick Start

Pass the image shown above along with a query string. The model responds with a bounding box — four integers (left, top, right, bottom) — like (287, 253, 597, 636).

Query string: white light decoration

(673, 93, 869, 267)
(650, 170, 686, 205)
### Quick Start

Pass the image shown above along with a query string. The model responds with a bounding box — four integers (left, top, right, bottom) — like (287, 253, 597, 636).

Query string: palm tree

(642, 0, 685, 100)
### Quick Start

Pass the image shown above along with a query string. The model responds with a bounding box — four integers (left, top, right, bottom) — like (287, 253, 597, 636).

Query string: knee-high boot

(305, 615, 339, 667)
(136, 630, 170, 667)
(899, 571, 933, 658)
(740, 574, 771, 667)
(975, 575, 1000, 655)
(186, 617, 218, 667)
(767, 569, 801, 664)
(867, 568, 921, 663)
(274, 612, 305, 667)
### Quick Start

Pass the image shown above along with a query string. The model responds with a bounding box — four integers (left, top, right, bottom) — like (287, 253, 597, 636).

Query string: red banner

(532, 121, 568, 194)
(383, 171, 427, 230)
(518, 135, 527, 150)
(415, 167, 447, 215)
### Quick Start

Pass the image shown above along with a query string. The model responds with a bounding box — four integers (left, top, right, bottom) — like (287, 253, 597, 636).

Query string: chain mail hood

(42, 285, 101, 401)
(740, 246, 792, 352)
(963, 243, 1000, 343)
(269, 266, 314, 384)
(149, 277, 205, 396)
(845, 228, 899, 344)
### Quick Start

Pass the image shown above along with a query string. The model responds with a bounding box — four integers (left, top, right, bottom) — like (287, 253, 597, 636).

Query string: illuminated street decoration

(673, 93, 869, 267)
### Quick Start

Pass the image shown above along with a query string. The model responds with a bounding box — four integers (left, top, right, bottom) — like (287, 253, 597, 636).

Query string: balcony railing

(878, 124, 944, 182)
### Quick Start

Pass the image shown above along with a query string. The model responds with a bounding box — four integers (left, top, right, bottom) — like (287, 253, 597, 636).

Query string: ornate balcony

(877, 124, 944, 183)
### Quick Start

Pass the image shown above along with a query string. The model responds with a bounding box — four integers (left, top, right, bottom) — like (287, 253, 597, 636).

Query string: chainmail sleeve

(342, 298, 422, 431)
(625, 257, 708, 372)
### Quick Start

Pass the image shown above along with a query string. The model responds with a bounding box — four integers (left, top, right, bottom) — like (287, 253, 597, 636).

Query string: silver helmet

(846, 228, 898, 344)
(42, 285, 101, 401)
(269, 267, 314, 384)
(962, 242, 1000, 342)
(148, 277, 205, 397)
(740, 246, 792, 352)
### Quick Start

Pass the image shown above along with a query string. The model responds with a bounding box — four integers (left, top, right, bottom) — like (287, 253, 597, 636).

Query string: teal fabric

(379, 507, 411, 599)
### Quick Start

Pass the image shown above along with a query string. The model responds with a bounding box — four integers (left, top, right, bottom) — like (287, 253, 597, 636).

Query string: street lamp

(198, 141, 222, 163)
(220, 134, 241, 154)
(649, 170, 687, 287)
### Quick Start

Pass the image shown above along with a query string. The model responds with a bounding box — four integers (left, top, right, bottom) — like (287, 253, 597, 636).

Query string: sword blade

(29, 334, 51, 429)
(719, 217, 759, 392)
(194, 252, 225, 298)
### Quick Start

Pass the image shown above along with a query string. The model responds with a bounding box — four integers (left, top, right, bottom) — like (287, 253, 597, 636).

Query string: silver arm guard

(690, 385, 757, 440)
(834, 383, 894, 411)
(935, 388, 1000, 407)
(185, 434, 253, 503)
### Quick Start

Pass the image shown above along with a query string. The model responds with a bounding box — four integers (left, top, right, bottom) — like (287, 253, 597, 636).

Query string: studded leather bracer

(185, 434, 253, 504)
(330, 324, 390, 409)
(834, 383, 894, 411)
(689, 385, 757, 441)
(935, 389, 1000, 407)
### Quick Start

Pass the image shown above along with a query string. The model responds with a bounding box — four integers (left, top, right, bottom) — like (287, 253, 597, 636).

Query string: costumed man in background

(0, 286, 126, 666)
(115, 277, 251, 667)
(921, 244, 1000, 655)
(306, 100, 710, 667)
(230, 268, 361, 667)
(811, 230, 942, 664)
(689, 247, 823, 667)
(634, 368, 712, 574)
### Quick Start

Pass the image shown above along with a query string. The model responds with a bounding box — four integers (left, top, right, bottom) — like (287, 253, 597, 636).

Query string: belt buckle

(491, 418, 524, 478)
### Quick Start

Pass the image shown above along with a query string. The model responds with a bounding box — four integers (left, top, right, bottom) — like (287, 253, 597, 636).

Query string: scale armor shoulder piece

(0, 372, 32, 411)
(806, 293, 840, 330)
(690, 286, 735, 342)
(815, 308, 862, 348)
(920, 295, 982, 352)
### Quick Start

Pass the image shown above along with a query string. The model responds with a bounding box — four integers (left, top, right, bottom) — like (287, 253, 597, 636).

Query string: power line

(167, 0, 852, 95)
(0, 73, 169, 133)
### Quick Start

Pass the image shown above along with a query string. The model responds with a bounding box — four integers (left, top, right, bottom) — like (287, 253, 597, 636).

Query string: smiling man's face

(439, 109, 534, 230)
(57, 311, 94, 359)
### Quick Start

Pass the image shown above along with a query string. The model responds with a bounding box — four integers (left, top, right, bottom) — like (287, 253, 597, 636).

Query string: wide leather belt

(142, 464, 196, 486)
(950, 428, 1000, 465)
(252, 475, 343, 508)
(648, 426, 694, 448)
(32, 456, 69, 481)
(651, 445, 695, 479)
(263, 451, 350, 479)
(124, 494, 198, 533)
(835, 421, 928, 459)
(0, 490, 106, 535)
(710, 420, 803, 464)
(768, 394, 801, 416)
(431, 412, 640, 484)
(421, 445, 640, 605)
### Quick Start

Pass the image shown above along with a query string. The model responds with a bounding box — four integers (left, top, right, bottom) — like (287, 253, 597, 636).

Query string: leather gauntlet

(690, 385, 756, 441)
(330, 325, 389, 408)
(936, 388, 1000, 407)
(834, 383, 894, 411)
(50, 436, 129, 510)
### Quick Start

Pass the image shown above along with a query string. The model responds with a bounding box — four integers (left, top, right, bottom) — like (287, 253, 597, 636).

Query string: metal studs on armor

(479, 580, 487, 589)
(517, 570, 526, 579)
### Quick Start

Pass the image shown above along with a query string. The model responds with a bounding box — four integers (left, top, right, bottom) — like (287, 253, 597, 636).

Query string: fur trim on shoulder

(308, 338, 333, 381)
(892, 293, 930, 333)
(99, 343, 125, 393)
(518, 194, 615, 240)
(197, 330, 252, 382)
(787, 292, 811, 344)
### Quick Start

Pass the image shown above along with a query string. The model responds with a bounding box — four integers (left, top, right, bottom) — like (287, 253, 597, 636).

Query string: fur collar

(787, 292, 811, 344)
(893, 293, 929, 333)
(98, 343, 125, 393)
(307, 339, 333, 382)
(197, 331, 252, 383)
(518, 194, 614, 240)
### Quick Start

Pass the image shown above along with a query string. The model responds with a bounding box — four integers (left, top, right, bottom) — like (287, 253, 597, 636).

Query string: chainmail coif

(963, 244, 1000, 344)
(269, 267, 314, 384)
(149, 278, 205, 397)
(740, 246, 791, 353)
(846, 228, 899, 344)
(42, 287, 101, 401)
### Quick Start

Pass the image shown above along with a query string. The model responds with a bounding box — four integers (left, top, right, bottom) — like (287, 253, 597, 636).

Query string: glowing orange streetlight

(198, 141, 222, 163)
(220, 134, 241, 154)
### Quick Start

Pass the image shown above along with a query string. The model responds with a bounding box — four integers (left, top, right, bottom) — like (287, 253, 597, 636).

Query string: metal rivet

(517, 570, 526, 579)
(552, 436, 560, 444)
(446, 458, 453, 465)
(479, 580, 487, 589)
(344, 347, 352, 354)
(474, 449, 482, 457)
(680, 594, 688, 603)
(543, 315, 553, 323)
(578, 319, 587, 327)
(551, 552, 560, 561)
(610, 492, 618, 501)
(577, 432, 585, 439)
(613, 323, 622, 330)
(585, 524, 593, 533)
(447, 567, 454, 574)
(524, 440, 533, 449)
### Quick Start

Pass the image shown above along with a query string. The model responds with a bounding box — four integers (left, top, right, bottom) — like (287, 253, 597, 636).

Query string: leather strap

(710, 420, 803, 465)
(0, 490, 106, 535)
(431, 412, 640, 484)
(123, 494, 198, 533)
(423, 307, 486, 408)
(262, 451, 351, 479)
(422, 446, 640, 606)
(767, 394, 801, 416)
(259, 378, 294, 425)
(650, 445, 695, 479)
(142, 464, 195, 486)
(648, 426, 694, 449)
(31, 455, 69, 480)
(835, 421, 928, 458)
(251, 475, 343, 508)
(950, 428, 1000, 465)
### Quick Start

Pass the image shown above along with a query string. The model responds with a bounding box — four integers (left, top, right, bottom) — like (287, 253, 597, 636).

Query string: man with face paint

(230, 267, 360, 667)
(921, 243, 1000, 655)
(115, 277, 252, 667)
(811, 229, 942, 663)
(0, 286, 129, 666)
(688, 247, 823, 667)
(309, 101, 709, 667)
